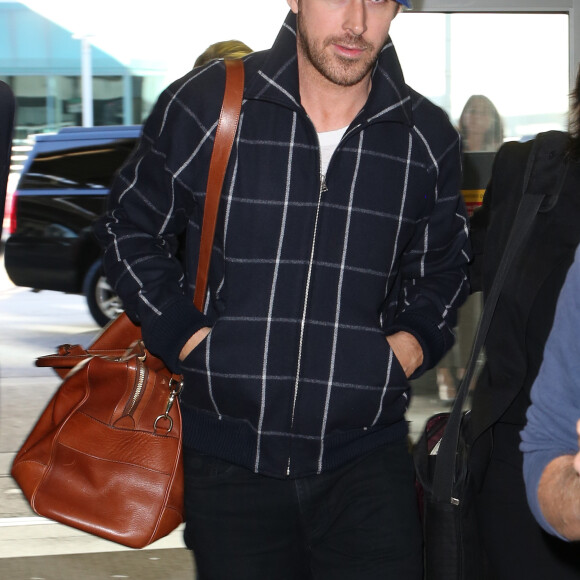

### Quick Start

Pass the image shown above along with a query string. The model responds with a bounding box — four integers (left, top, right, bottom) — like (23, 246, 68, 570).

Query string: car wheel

(83, 260, 124, 327)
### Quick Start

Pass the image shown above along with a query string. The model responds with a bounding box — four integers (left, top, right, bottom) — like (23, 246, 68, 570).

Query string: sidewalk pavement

(0, 372, 444, 578)
(0, 254, 194, 576)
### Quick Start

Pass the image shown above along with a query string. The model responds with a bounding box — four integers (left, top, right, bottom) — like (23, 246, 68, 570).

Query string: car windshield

(18, 139, 137, 190)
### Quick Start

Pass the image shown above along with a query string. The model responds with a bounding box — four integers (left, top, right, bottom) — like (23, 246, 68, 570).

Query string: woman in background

(459, 94, 504, 152)
(436, 95, 503, 401)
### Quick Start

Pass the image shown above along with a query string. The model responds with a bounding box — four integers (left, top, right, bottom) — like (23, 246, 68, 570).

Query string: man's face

(288, 0, 400, 87)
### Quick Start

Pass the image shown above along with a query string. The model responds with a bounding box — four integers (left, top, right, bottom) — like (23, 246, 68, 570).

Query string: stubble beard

(296, 11, 380, 88)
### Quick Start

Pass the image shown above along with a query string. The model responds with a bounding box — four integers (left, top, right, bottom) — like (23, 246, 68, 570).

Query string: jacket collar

(245, 11, 414, 128)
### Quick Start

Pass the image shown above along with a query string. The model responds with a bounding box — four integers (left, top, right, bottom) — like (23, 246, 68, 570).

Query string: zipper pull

(320, 173, 328, 193)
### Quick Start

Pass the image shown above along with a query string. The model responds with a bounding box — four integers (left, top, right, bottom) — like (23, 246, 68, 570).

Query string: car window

(19, 138, 137, 190)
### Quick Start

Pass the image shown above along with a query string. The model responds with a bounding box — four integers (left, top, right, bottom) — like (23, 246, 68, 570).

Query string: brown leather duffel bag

(12, 337, 184, 548)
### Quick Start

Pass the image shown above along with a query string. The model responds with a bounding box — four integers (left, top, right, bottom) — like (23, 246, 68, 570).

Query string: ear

(287, 0, 299, 15)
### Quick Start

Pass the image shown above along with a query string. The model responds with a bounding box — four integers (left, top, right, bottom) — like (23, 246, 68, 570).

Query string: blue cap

(396, 0, 412, 7)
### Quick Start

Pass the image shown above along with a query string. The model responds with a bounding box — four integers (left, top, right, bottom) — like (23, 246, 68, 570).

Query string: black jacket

(96, 13, 470, 478)
(470, 132, 580, 445)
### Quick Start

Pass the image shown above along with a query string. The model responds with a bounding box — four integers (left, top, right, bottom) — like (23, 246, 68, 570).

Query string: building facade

(0, 2, 166, 140)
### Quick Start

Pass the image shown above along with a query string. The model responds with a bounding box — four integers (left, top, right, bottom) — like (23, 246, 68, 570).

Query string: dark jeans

(183, 440, 423, 580)
(474, 423, 580, 580)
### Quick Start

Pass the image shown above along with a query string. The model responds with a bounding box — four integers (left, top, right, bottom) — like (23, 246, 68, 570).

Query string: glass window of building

(392, 12, 570, 142)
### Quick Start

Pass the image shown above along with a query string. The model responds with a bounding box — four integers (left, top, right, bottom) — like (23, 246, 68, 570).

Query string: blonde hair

(194, 40, 253, 68)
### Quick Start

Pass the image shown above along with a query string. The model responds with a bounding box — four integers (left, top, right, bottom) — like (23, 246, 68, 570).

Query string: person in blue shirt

(521, 243, 580, 542)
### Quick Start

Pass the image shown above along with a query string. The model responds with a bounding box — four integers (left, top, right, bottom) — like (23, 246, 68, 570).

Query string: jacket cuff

(388, 312, 448, 378)
(140, 296, 211, 373)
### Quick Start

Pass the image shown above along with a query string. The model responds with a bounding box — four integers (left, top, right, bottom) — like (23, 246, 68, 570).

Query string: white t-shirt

(318, 126, 348, 176)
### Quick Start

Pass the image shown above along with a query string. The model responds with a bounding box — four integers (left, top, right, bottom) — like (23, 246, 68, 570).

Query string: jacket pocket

(181, 326, 212, 367)
(386, 340, 408, 383)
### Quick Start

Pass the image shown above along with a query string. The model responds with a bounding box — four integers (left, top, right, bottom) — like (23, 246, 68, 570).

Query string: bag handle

(193, 58, 245, 311)
(432, 131, 570, 503)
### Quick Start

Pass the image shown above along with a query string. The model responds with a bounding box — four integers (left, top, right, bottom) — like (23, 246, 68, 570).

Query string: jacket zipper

(285, 122, 359, 476)
(286, 163, 327, 477)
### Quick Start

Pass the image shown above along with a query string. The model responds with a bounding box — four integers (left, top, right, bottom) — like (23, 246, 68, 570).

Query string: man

(96, 1, 470, 577)
(521, 244, 580, 542)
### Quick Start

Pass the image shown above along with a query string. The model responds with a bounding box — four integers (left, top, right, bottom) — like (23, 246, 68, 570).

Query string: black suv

(4, 125, 141, 326)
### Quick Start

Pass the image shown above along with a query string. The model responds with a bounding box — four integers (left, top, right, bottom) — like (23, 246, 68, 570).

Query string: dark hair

(568, 66, 580, 160)
(458, 95, 504, 152)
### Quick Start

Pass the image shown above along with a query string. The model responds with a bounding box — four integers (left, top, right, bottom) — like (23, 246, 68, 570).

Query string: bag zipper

(122, 358, 147, 417)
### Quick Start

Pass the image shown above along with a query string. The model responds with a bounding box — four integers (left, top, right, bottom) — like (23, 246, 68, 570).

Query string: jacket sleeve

(385, 130, 471, 376)
(94, 71, 220, 372)
(521, 244, 580, 540)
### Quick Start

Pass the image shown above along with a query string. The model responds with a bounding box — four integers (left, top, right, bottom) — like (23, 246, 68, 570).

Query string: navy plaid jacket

(96, 12, 470, 478)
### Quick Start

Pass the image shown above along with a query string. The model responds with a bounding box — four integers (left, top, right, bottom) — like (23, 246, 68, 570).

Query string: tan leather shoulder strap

(193, 58, 245, 311)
